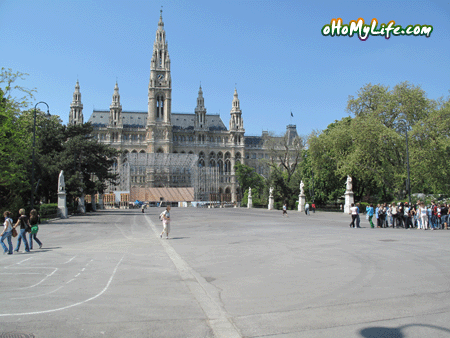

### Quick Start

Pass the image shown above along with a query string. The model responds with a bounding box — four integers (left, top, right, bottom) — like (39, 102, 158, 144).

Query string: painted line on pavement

(0, 254, 125, 317)
(146, 215, 242, 338)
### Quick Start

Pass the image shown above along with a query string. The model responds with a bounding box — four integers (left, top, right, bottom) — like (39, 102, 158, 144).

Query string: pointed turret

(109, 82, 122, 127)
(194, 85, 207, 130)
(229, 88, 243, 130)
(69, 80, 83, 125)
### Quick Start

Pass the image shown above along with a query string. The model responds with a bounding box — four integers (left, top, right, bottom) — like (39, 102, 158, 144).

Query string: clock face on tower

(157, 74, 164, 84)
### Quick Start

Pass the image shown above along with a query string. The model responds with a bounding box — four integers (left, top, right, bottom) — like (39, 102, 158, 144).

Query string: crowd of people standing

(350, 201, 448, 230)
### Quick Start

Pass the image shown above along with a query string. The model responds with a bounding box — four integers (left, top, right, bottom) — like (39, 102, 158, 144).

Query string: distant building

(69, 11, 298, 203)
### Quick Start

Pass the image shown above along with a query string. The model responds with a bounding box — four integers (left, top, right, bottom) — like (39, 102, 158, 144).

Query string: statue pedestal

(57, 192, 68, 219)
(268, 197, 274, 210)
(247, 196, 253, 209)
(78, 194, 86, 214)
(344, 191, 354, 214)
(298, 194, 306, 212)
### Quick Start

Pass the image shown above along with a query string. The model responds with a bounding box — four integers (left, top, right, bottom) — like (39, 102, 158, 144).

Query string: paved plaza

(1, 207, 450, 338)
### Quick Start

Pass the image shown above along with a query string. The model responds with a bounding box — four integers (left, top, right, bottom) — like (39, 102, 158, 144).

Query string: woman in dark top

(28, 209, 42, 249)
(13, 208, 30, 253)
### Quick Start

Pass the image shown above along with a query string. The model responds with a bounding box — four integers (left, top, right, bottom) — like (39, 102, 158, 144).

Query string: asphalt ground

(1, 207, 450, 338)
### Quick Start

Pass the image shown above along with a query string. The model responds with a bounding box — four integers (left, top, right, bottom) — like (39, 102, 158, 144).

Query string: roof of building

(88, 111, 227, 131)
(244, 136, 264, 147)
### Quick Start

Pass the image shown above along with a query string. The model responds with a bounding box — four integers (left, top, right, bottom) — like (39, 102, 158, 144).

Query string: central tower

(147, 10, 172, 153)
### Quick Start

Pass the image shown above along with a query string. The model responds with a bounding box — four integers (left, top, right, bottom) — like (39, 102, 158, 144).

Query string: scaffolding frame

(119, 153, 220, 201)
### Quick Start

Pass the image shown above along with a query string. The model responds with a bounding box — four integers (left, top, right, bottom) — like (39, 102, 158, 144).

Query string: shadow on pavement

(359, 324, 450, 337)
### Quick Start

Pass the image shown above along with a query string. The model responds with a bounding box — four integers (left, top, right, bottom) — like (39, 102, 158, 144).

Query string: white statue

(248, 187, 252, 197)
(269, 187, 274, 198)
(58, 170, 65, 192)
(300, 180, 305, 195)
(346, 175, 352, 192)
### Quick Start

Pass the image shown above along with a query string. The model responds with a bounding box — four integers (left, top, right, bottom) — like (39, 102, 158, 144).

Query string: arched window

(156, 95, 164, 119)
(225, 159, 231, 173)
(157, 148, 164, 153)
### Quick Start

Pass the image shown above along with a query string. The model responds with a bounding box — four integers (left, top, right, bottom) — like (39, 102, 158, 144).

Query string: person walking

(305, 203, 310, 215)
(159, 205, 171, 239)
(349, 203, 358, 228)
(28, 209, 42, 250)
(1, 211, 14, 255)
(13, 208, 30, 253)
(282, 203, 288, 217)
(366, 204, 375, 228)
(356, 203, 361, 228)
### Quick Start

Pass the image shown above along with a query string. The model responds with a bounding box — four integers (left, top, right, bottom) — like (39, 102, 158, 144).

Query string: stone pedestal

(57, 192, 68, 219)
(78, 194, 86, 214)
(268, 197, 274, 210)
(247, 196, 253, 209)
(344, 191, 354, 214)
(298, 194, 306, 212)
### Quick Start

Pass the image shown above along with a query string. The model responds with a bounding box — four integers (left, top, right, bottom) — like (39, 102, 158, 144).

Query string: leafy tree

(0, 69, 36, 213)
(60, 123, 120, 201)
(263, 132, 305, 204)
(234, 162, 264, 196)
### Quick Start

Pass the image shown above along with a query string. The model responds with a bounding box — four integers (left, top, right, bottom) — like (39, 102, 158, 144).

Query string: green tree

(234, 162, 264, 196)
(263, 132, 305, 205)
(0, 69, 36, 213)
(60, 123, 120, 201)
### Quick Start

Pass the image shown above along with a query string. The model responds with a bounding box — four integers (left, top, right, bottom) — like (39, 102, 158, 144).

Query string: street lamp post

(405, 127, 411, 206)
(31, 101, 50, 209)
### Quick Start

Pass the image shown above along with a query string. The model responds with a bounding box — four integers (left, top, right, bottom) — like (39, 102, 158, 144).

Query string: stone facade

(69, 11, 298, 203)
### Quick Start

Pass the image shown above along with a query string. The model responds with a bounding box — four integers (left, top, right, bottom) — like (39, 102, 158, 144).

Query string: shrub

(39, 203, 58, 218)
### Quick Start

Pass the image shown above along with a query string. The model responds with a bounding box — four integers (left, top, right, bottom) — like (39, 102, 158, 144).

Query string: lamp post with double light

(31, 101, 50, 208)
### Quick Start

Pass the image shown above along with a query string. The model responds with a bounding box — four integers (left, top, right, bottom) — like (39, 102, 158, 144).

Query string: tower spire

(229, 88, 243, 131)
(195, 84, 207, 130)
(109, 82, 122, 127)
(69, 80, 83, 125)
(147, 10, 172, 153)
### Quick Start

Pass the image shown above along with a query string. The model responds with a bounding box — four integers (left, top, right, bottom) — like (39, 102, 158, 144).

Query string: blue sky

(1, 0, 449, 137)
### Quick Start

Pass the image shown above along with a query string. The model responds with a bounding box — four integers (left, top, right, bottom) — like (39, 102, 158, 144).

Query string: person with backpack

(1, 211, 14, 255)
(28, 209, 42, 250)
(159, 205, 171, 239)
(13, 208, 30, 253)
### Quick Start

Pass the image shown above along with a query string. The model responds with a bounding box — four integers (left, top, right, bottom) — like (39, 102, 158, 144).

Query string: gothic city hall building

(68, 12, 299, 204)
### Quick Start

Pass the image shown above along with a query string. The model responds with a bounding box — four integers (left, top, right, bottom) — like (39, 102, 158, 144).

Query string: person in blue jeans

(1, 211, 14, 254)
(28, 209, 42, 250)
(13, 208, 30, 253)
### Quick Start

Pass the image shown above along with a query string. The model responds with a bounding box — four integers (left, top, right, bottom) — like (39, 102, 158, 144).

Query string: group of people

(349, 201, 449, 230)
(1, 208, 43, 254)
